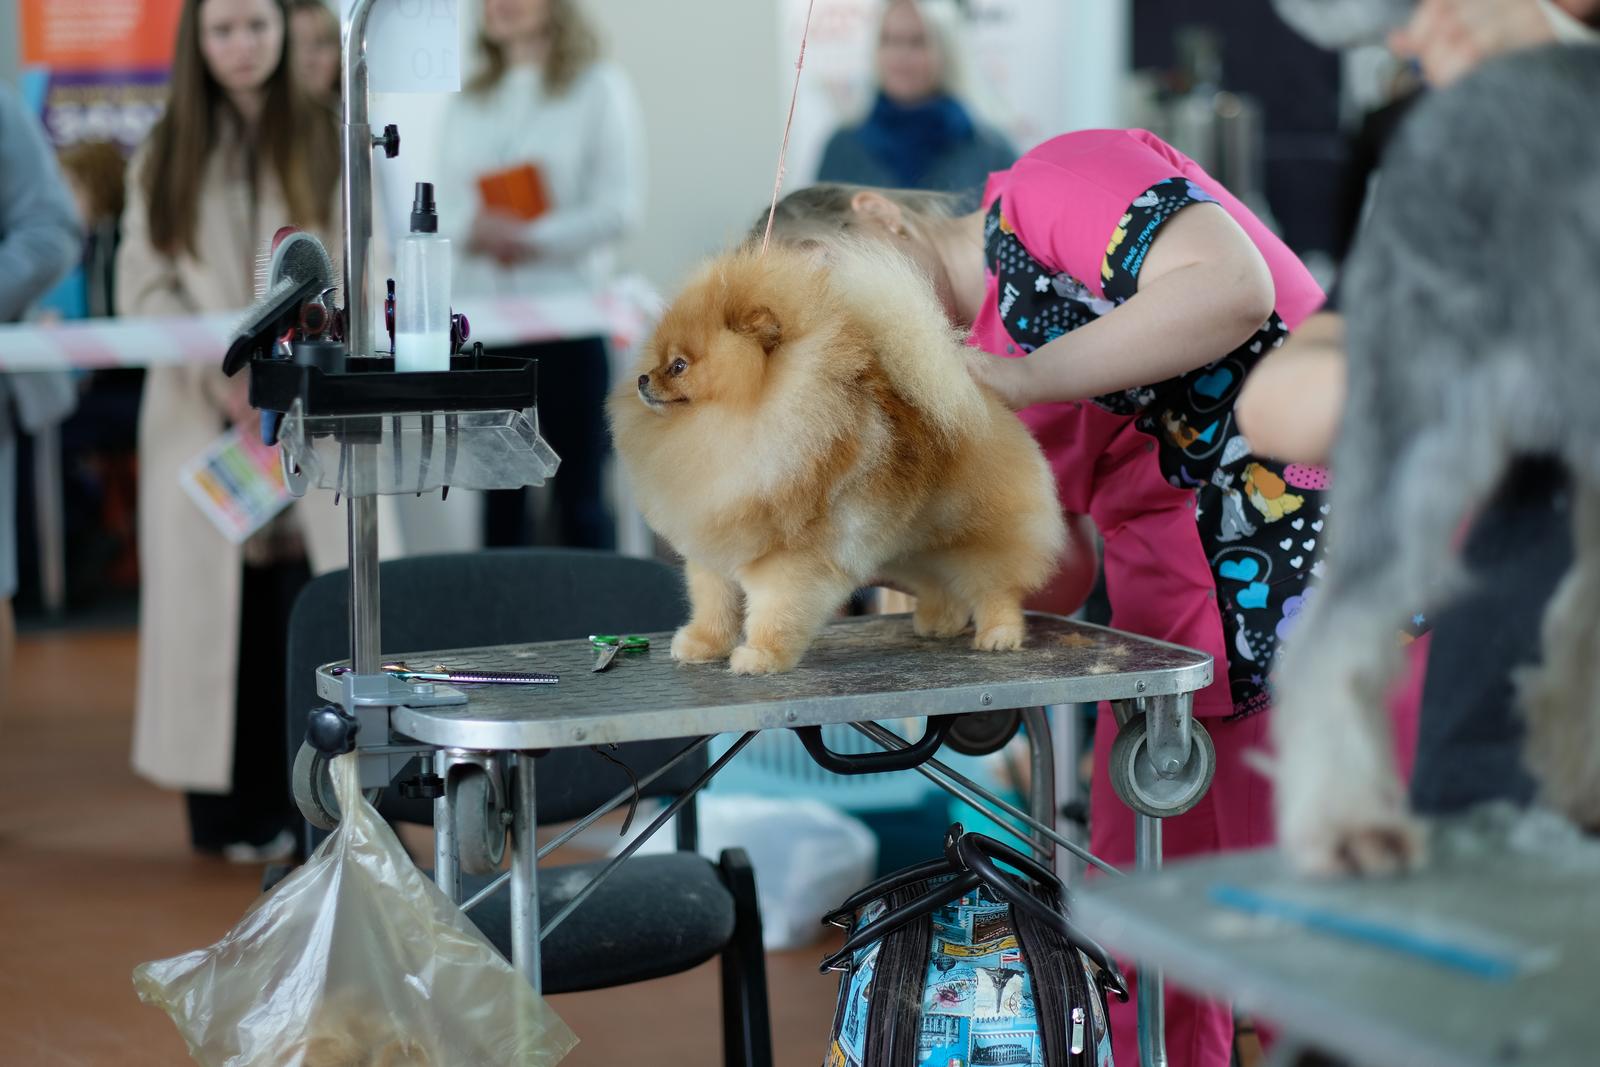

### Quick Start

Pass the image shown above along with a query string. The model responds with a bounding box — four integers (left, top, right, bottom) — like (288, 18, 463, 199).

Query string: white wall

(370, 0, 786, 297)
(587, 0, 786, 293)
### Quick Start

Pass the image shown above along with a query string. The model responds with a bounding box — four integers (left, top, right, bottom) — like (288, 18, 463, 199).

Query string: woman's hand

(468, 210, 535, 267)
(966, 351, 1041, 411)
(1235, 312, 1347, 466)
(1389, 0, 1558, 87)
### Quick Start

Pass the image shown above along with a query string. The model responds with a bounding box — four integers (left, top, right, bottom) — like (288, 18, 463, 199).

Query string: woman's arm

(0, 88, 81, 320)
(969, 202, 1277, 409)
(1235, 311, 1348, 466)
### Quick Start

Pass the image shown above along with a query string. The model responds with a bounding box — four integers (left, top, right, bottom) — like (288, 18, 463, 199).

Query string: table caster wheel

(293, 741, 340, 831)
(1108, 715, 1215, 818)
(453, 765, 507, 875)
(292, 742, 386, 831)
(945, 708, 1021, 757)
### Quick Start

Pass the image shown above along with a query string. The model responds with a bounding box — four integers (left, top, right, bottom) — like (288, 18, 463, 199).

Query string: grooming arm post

(340, 0, 382, 679)
(341, 0, 378, 363)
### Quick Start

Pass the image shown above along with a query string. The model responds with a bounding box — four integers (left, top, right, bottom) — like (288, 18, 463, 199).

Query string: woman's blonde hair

(748, 182, 959, 248)
(469, 0, 600, 97)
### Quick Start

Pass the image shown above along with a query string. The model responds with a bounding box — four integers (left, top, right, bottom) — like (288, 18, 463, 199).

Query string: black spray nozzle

(410, 182, 438, 233)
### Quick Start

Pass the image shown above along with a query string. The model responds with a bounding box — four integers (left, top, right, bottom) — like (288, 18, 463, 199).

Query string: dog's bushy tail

(823, 239, 989, 441)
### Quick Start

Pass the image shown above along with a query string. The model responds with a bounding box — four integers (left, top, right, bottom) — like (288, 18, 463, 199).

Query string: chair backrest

(285, 548, 701, 827)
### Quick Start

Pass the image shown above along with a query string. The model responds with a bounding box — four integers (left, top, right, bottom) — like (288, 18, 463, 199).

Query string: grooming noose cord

(761, 0, 818, 256)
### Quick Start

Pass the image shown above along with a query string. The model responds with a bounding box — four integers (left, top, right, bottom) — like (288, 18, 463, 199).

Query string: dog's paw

(973, 622, 1024, 652)
(1281, 801, 1427, 878)
(670, 626, 734, 664)
(729, 644, 798, 675)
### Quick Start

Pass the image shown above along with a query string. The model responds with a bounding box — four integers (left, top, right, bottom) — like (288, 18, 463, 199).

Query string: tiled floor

(0, 628, 841, 1066)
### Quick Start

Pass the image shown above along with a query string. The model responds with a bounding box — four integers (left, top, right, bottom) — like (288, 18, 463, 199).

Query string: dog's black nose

(637, 374, 650, 389)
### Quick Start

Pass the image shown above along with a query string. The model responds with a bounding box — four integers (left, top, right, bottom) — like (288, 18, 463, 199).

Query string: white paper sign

(345, 0, 461, 94)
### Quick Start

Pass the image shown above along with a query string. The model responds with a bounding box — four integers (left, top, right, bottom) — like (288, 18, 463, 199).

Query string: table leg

(433, 756, 461, 904)
(1048, 702, 1083, 885)
(1136, 813, 1167, 1067)
(1022, 706, 1056, 865)
(510, 750, 542, 992)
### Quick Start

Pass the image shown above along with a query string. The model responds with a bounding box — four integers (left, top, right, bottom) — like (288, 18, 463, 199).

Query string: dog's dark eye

(669, 358, 688, 377)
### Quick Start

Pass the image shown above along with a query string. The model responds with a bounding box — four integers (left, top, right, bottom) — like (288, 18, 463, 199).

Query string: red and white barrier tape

(0, 278, 661, 373)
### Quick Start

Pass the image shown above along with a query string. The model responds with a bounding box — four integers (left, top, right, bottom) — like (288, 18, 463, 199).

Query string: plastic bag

(134, 754, 577, 1067)
(618, 794, 876, 949)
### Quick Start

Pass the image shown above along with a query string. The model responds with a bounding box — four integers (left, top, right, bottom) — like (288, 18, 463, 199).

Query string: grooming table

(327, 614, 1210, 750)
(1074, 809, 1600, 1067)
(314, 612, 1213, 1067)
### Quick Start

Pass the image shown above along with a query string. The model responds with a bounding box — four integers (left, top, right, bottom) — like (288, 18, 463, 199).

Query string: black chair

(283, 548, 772, 1066)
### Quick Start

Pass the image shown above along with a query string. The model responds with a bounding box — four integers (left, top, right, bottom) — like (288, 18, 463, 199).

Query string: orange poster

(17, 0, 184, 151)
(20, 0, 182, 69)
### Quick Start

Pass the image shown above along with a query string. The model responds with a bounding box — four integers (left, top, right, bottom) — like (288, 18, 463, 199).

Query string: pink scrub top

(969, 129, 1328, 718)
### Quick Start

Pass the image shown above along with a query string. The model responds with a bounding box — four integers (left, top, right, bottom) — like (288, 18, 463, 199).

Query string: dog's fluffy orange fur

(609, 241, 1066, 675)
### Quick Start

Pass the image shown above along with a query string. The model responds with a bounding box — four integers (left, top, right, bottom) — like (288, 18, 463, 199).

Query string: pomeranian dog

(609, 240, 1065, 675)
(1271, 46, 1600, 876)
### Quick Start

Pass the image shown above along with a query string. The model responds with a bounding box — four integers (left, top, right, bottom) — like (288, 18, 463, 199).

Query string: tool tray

(256, 351, 558, 498)
(249, 351, 539, 418)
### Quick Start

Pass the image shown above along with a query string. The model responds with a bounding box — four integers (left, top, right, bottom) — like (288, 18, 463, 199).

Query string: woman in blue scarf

(817, 0, 1016, 210)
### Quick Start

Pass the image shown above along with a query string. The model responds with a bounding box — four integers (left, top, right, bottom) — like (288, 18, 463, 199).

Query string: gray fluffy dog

(1272, 44, 1600, 875)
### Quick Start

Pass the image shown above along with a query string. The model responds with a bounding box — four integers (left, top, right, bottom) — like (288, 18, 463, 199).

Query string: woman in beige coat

(118, 0, 348, 860)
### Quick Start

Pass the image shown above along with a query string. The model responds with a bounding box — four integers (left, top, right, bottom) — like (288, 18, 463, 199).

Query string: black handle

(794, 716, 954, 775)
(819, 871, 984, 974)
(823, 822, 1061, 928)
(942, 824, 1065, 898)
(955, 835, 1130, 1001)
(305, 703, 359, 756)
(822, 856, 953, 928)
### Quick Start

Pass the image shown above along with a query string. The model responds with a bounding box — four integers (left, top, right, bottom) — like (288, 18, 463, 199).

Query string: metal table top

(1074, 808, 1600, 1067)
(317, 613, 1212, 750)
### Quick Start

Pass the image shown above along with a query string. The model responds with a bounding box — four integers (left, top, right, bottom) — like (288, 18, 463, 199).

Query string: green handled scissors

(591, 634, 650, 673)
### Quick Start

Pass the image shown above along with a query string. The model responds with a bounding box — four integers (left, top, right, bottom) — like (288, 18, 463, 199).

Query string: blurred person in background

(23, 142, 141, 617)
(287, 0, 342, 105)
(435, 0, 644, 551)
(49, 140, 128, 319)
(117, 0, 345, 862)
(816, 0, 1016, 210)
(0, 85, 82, 704)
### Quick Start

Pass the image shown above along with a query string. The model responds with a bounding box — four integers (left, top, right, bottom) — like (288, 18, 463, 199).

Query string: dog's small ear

(732, 305, 783, 354)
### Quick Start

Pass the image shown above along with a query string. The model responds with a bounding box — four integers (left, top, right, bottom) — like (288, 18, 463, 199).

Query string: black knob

(400, 774, 445, 800)
(375, 124, 400, 159)
(306, 703, 360, 755)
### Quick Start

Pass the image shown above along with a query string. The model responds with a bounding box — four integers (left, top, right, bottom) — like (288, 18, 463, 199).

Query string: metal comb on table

(330, 662, 558, 685)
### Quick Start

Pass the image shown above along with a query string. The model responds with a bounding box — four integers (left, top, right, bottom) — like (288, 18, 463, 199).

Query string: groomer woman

(763, 129, 1326, 1067)
(118, 0, 344, 861)
(435, 0, 644, 550)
